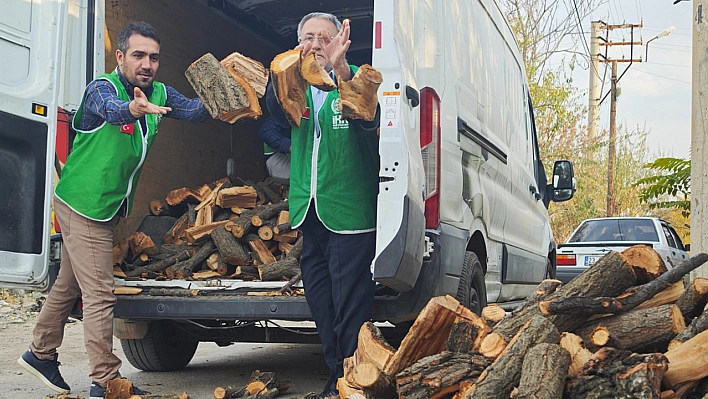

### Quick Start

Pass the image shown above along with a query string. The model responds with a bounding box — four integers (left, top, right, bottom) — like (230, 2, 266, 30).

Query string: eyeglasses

(298, 34, 335, 44)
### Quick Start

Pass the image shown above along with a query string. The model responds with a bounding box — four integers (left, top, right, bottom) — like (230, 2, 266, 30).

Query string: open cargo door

(372, 0, 427, 292)
(0, 0, 82, 290)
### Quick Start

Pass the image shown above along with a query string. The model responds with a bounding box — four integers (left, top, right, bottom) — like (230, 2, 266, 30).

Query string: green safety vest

(55, 70, 167, 221)
(289, 66, 379, 233)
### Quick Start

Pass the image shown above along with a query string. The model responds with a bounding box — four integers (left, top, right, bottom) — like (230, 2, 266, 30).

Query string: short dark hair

(117, 22, 160, 53)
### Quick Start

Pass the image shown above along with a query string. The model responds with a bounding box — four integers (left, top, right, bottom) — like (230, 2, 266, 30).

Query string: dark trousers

(299, 208, 376, 390)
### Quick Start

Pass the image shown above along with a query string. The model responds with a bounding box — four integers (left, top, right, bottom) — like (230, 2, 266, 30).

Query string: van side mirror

(550, 160, 576, 202)
(685, 244, 690, 252)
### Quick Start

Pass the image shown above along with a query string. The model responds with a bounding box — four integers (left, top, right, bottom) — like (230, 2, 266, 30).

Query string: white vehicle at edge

(556, 217, 689, 283)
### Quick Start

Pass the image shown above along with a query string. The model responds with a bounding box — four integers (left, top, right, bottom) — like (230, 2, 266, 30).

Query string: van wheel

(456, 252, 487, 315)
(120, 321, 198, 371)
(545, 257, 556, 279)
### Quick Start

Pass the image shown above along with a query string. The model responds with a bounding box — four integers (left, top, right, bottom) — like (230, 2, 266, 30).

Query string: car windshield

(568, 219, 659, 243)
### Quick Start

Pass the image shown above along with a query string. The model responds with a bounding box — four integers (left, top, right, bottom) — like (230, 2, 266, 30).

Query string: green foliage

(634, 157, 691, 217)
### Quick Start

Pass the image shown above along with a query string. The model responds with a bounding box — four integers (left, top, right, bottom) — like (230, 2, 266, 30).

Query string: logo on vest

(330, 98, 349, 130)
(120, 124, 134, 135)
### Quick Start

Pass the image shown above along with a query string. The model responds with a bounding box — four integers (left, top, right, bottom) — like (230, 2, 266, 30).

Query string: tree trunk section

(211, 225, 250, 266)
(270, 49, 308, 127)
(258, 257, 300, 281)
(560, 332, 593, 378)
(338, 64, 382, 121)
(664, 329, 708, 388)
(510, 343, 570, 399)
(676, 277, 708, 321)
(396, 351, 491, 399)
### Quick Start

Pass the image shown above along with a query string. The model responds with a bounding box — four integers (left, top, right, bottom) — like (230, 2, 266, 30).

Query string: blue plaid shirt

(77, 67, 209, 130)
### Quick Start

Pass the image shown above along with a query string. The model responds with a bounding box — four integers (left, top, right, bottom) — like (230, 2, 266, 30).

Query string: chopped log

(574, 304, 685, 353)
(187, 203, 197, 227)
(278, 272, 302, 295)
(113, 266, 127, 279)
(195, 180, 223, 212)
(669, 306, 708, 350)
(270, 49, 308, 127)
(510, 343, 570, 399)
(622, 244, 667, 283)
(164, 214, 188, 245)
(445, 316, 485, 354)
(560, 332, 593, 378)
(214, 386, 240, 399)
(166, 186, 203, 206)
(350, 322, 396, 371)
(192, 270, 221, 280)
(346, 362, 396, 399)
(206, 252, 220, 270)
(338, 64, 383, 122)
(116, 232, 159, 264)
(383, 295, 490, 376)
(185, 53, 260, 123)
(220, 51, 269, 98)
(301, 50, 337, 91)
(396, 351, 491, 399)
(676, 277, 708, 321)
(114, 286, 143, 295)
(258, 257, 300, 281)
(664, 327, 708, 388)
(287, 236, 304, 260)
(256, 181, 282, 204)
(273, 231, 298, 243)
(279, 242, 294, 256)
(149, 199, 185, 217)
(148, 288, 197, 297)
(481, 304, 506, 328)
(257, 225, 274, 241)
(166, 241, 217, 279)
(564, 347, 668, 399)
(273, 223, 291, 235)
(337, 378, 366, 399)
(635, 281, 685, 311)
(589, 326, 623, 349)
(251, 202, 288, 227)
(460, 315, 560, 399)
(478, 332, 506, 360)
(249, 239, 277, 264)
(229, 208, 261, 238)
(105, 377, 136, 399)
(185, 220, 230, 243)
(126, 250, 192, 277)
(540, 253, 708, 317)
(216, 186, 258, 209)
(195, 204, 214, 227)
(234, 265, 260, 278)
(211, 226, 250, 266)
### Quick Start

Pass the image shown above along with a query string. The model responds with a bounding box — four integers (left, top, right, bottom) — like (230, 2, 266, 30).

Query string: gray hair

(297, 12, 342, 41)
(118, 21, 160, 54)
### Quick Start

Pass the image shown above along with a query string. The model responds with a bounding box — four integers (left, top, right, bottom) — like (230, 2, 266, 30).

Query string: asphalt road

(1, 311, 332, 399)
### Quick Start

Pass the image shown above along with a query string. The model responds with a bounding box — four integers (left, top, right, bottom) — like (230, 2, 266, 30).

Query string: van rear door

(0, 0, 68, 289)
(371, 0, 427, 292)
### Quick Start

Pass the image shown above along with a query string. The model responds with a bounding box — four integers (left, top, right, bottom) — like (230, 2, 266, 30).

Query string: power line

(632, 68, 691, 83)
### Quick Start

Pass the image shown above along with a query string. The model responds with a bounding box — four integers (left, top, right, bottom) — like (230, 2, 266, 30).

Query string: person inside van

(17, 21, 210, 399)
(265, 12, 380, 399)
(258, 114, 292, 185)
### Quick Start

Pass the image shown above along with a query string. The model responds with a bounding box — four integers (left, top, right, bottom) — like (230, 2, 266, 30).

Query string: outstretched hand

(300, 19, 352, 81)
(129, 87, 172, 118)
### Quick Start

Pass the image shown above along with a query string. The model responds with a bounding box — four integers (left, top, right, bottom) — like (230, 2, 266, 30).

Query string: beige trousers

(30, 196, 122, 386)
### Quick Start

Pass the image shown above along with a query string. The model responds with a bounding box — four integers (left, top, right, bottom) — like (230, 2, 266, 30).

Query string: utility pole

(607, 61, 618, 216)
(597, 22, 643, 217)
(588, 21, 601, 140)
(692, 1, 708, 278)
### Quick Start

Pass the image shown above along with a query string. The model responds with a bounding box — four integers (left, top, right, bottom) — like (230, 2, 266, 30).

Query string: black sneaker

(89, 379, 150, 399)
(318, 387, 339, 399)
(17, 350, 71, 394)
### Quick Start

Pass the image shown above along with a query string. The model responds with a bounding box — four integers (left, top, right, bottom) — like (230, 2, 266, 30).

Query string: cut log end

(301, 50, 337, 91)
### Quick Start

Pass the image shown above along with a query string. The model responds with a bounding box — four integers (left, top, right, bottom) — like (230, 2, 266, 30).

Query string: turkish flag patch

(120, 124, 134, 135)
(302, 107, 310, 119)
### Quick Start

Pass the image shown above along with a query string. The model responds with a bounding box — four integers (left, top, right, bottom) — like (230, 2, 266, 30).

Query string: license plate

(584, 256, 601, 266)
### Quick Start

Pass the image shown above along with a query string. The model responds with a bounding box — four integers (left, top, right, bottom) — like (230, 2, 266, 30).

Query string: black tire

(120, 321, 198, 371)
(545, 257, 556, 279)
(456, 251, 488, 315)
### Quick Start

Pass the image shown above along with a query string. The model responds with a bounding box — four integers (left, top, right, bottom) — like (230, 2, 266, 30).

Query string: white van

(0, 0, 574, 370)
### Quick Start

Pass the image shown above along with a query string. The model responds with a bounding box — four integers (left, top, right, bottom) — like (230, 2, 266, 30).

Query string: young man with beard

(267, 12, 380, 399)
(17, 21, 210, 399)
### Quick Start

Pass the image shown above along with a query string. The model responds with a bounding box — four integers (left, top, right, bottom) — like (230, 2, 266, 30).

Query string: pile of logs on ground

(112, 177, 304, 294)
(336, 245, 708, 399)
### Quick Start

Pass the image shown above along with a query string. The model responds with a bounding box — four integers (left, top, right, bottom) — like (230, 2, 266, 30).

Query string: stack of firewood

(112, 177, 304, 293)
(336, 245, 708, 399)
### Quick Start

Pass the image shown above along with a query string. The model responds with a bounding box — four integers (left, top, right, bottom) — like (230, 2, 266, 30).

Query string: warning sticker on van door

(383, 91, 400, 128)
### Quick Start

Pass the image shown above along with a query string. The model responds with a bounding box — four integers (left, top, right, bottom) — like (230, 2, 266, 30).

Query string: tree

(634, 157, 691, 217)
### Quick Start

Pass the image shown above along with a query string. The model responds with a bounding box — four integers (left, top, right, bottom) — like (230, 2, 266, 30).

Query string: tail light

(420, 87, 441, 229)
(556, 254, 576, 266)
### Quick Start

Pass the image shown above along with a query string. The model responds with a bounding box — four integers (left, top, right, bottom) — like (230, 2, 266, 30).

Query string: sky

(563, 0, 693, 159)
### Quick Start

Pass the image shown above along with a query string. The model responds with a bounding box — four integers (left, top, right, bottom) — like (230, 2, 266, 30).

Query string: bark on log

(481, 304, 506, 328)
(257, 225, 274, 241)
(669, 306, 708, 350)
(676, 278, 708, 321)
(149, 199, 185, 217)
(166, 186, 203, 206)
(251, 201, 288, 227)
(255, 181, 282, 204)
(635, 281, 685, 311)
(574, 304, 685, 353)
(288, 236, 304, 260)
(127, 250, 192, 277)
(346, 362, 396, 399)
(664, 329, 708, 388)
(278, 272, 301, 295)
(249, 239, 277, 264)
(216, 186, 258, 209)
(383, 295, 490, 376)
(164, 214, 188, 245)
(560, 332, 593, 378)
(258, 257, 300, 281)
(345, 322, 397, 373)
(273, 223, 292, 235)
(211, 225, 250, 266)
(444, 316, 485, 354)
(338, 64, 383, 122)
(564, 347, 668, 399)
(510, 343, 570, 399)
(166, 240, 217, 279)
(185, 220, 230, 243)
(185, 53, 260, 123)
(396, 351, 491, 399)
(589, 326, 623, 349)
(229, 208, 261, 238)
(220, 51, 268, 98)
(540, 253, 708, 317)
(622, 244, 667, 284)
(461, 315, 560, 399)
(301, 50, 337, 91)
(270, 49, 308, 127)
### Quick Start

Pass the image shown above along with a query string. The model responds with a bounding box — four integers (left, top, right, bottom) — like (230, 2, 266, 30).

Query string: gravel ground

(0, 289, 331, 399)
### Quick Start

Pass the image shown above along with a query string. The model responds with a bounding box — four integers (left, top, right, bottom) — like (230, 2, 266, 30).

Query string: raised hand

(129, 87, 172, 118)
(321, 20, 351, 80)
